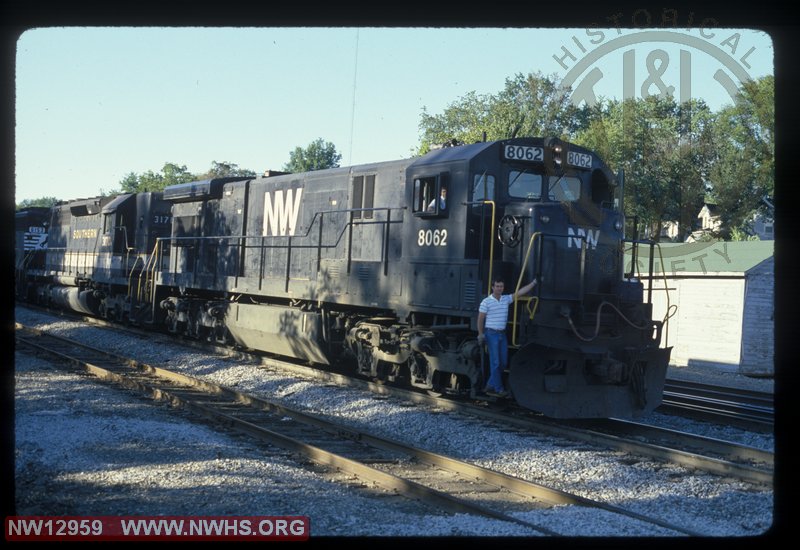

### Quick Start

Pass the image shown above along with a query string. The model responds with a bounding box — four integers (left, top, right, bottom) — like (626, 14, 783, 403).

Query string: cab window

(413, 175, 447, 217)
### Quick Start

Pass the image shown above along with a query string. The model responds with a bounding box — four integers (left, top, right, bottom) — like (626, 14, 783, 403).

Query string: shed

(624, 241, 774, 376)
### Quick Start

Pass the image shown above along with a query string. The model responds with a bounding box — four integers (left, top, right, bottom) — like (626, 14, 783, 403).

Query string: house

(623, 241, 774, 376)
(659, 220, 680, 241)
(697, 202, 722, 232)
(748, 212, 774, 241)
(683, 202, 722, 242)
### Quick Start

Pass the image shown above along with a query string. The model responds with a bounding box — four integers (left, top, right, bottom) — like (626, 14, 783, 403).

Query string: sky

(14, 26, 774, 203)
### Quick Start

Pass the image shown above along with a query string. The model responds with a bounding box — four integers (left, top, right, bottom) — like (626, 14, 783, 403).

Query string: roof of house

(623, 240, 774, 275)
(698, 203, 719, 217)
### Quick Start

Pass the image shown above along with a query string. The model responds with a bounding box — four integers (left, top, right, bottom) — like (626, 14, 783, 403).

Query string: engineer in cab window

(427, 187, 446, 212)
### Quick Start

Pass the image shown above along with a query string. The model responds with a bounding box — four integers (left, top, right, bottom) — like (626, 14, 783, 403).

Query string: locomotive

(15, 137, 671, 418)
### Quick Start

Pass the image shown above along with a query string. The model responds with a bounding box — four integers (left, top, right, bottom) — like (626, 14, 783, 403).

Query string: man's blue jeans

(484, 330, 508, 392)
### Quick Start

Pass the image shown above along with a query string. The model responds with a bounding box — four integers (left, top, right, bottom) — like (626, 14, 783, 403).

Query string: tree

(706, 76, 774, 235)
(119, 162, 196, 193)
(283, 139, 342, 173)
(197, 161, 256, 179)
(573, 96, 712, 240)
(16, 196, 59, 210)
(417, 72, 581, 155)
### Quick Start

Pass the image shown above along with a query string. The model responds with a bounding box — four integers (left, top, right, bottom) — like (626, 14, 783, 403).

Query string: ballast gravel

(13, 308, 776, 537)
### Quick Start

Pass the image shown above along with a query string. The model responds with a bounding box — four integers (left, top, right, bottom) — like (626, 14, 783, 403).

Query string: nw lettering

(567, 227, 600, 249)
(263, 188, 303, 237)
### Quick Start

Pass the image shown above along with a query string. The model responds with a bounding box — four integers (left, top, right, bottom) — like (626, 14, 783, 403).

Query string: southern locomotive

(15, 137, 672, 418)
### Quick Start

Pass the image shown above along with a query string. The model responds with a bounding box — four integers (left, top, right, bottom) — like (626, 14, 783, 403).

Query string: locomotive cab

(468, 137, 670, 418)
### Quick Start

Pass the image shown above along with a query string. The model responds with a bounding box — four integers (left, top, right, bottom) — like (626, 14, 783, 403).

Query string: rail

(15, 319, 710, 534)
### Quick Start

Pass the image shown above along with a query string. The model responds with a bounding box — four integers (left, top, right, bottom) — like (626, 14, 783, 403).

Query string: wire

(566, 300, 653, 342)
(348, 29, 359, 167)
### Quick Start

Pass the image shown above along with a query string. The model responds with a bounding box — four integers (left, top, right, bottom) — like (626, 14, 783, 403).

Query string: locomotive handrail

(158, 206, 405, 290)
(134, 240, 161, 306)
(163, 206, 403, 246)
(127, 254, 144, 298)
(137, 238, 162, 313)
(511, 231, 542, 347)
(483, 200, 496, 296)
(622, 238, 658, 304)
(510, 230, 593, 347)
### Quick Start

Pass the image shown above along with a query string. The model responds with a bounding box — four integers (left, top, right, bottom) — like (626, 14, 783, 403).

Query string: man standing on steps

(477, 277, 537, 397)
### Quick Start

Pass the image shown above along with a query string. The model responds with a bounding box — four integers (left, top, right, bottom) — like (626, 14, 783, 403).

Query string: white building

(697, 203, 722, 232)
(624, 241, 774, 376)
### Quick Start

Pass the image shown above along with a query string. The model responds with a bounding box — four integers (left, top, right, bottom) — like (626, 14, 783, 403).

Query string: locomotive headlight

(614, 219, 623, 231)
(540, 215, 550, 224)
(553, 144, 562, 168)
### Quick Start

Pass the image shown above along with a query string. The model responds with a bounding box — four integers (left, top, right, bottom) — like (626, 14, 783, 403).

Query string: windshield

(547, 175, 582, 202)
(508, 170, 542, 199)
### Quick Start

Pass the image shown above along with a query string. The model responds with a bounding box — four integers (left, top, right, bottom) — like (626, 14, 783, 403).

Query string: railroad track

(16, 322, 705, 536)
(660, 379, 774, 432)
(15, 305, 774, 487)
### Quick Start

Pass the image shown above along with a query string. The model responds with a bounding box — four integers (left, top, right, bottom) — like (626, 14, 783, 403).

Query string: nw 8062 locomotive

(15, 137, 671, 418)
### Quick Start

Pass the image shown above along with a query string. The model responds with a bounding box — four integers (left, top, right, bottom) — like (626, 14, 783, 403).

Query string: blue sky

(15, 27, 774, 203)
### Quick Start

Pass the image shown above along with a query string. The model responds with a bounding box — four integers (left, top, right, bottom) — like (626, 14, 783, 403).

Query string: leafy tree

(283, 139, 342, 173)
(729, 225, 760, 241)
(119, 162, 196, 193)
(416, 72, 772, 242)
(16, 196, 59, 210)
(197, 161, 257, 179)
(706, 76, 774, 234)
(417, 72, 580, 155)
(573, 96, 712, 240)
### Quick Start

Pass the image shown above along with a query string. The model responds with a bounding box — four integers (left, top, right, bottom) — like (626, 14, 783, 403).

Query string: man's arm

(512, 279, 537, 300)
(477, 311, 486, 338)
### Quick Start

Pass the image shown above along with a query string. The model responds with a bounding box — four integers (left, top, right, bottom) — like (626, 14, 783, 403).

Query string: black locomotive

(15, 137, 671, 418)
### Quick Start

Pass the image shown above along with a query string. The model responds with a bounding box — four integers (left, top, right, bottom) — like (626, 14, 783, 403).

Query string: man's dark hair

(491, 278, 505, 286)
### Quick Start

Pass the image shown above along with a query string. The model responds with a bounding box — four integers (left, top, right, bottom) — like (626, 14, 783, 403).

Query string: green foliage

(572, 96, 714, 239)
(283, 139, 342, 173)
(118, 162, 195, 193)
(197, 161, 257, 180)
(417, 72, 773, 241)
(16, 196, 59, 210)
(729, 225, 760, 241)
(118, 161, 256, 193)
(693, 231, 722, 243)
(417, 72, 578, 155)
(706, 76, 774, 232)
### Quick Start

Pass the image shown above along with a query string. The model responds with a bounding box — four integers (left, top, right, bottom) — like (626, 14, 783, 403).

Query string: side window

(352, 175, 376, 219)
(413, 175, 447, 217)
(472, 173, 495, 205)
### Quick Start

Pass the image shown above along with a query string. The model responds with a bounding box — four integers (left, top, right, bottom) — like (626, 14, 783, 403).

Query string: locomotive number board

(567, 151, 592, 168)
(503, 145, 543, 162)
